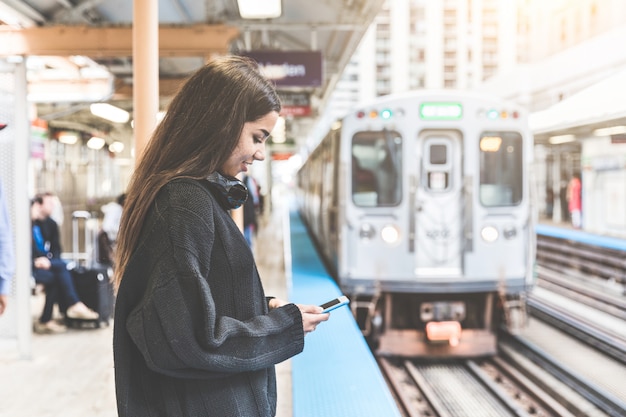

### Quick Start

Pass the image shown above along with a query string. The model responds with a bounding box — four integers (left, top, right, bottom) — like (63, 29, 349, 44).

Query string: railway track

(537, 231, 626, 300)
(528, 283, 626, 365)
(531, 238, 626, 364)
(379, 355, 577, 417)
(380, 338, 626, 417)
(500, 335, 626, 417)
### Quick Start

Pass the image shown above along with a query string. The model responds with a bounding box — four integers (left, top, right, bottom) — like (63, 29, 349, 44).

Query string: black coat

(113, 178, 304, 416)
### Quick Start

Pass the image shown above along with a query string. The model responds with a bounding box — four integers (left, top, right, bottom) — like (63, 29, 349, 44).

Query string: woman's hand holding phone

(297, 304, 329, 333)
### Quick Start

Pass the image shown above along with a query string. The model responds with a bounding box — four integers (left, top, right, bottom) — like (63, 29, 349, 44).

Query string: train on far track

(296, 90, 536, 357)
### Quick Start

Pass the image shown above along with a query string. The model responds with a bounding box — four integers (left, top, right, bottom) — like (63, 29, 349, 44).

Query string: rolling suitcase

(67, 210, 114, 328)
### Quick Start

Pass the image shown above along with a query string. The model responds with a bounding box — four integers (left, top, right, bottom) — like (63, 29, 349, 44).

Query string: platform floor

(0, 190, 293, 417)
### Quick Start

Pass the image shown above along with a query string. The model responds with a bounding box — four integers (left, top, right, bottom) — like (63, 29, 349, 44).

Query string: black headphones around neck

(206, 172, 248, 210)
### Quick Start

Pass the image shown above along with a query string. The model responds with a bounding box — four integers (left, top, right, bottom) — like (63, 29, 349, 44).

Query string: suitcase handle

(72, 210, 91, 220)
(72, 210, 95, 267)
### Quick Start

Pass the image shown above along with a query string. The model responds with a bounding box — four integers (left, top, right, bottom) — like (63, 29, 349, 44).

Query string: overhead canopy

(530, 69, 626, 141)
(0, 0, 384, 150)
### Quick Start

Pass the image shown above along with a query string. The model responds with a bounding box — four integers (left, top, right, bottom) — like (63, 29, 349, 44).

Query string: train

(296, 90, 536, 357)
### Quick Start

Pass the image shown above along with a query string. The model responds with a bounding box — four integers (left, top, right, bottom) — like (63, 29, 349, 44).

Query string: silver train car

(296, 91, 536, 357)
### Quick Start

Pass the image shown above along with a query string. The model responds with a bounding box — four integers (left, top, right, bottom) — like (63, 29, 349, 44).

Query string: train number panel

(297, 91, 536, 358)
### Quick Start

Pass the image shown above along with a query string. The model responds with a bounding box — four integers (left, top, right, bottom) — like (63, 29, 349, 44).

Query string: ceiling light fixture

(90, 103, 130, 123)
(108, 141, 125, 153)
(237, 0, 282, 19)
(58, 131, 79, 145)
(592, 125, 626, 136)
(87, 136, 106, 150)
(548, 134, 576, 145)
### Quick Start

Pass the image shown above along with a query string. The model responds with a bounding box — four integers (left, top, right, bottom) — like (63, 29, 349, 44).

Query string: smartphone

(319, 295, 350, 313)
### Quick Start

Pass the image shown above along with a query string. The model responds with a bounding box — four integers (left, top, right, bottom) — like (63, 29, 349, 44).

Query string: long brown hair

(114, 55, 281, 289)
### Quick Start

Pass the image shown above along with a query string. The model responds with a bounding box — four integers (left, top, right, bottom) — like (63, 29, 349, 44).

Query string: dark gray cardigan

(113, 179, 304, 416)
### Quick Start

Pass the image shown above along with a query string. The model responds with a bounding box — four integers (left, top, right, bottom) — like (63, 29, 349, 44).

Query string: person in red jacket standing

(567, 173, 582, 229)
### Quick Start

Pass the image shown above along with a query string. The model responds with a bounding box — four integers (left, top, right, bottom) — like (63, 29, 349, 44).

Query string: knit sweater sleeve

(124, 181, 304, 379)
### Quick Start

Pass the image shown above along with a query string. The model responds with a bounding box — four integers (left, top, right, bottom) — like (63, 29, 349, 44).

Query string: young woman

(113, 55, 329, 416)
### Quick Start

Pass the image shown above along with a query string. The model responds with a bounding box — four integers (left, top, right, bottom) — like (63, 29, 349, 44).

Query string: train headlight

(480, 226, 499, 243)
(381, 224, 400, 245)
(359, 223, 376, 240)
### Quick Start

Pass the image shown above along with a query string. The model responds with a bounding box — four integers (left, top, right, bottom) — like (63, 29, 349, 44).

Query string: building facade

(312, 0, 519, 147)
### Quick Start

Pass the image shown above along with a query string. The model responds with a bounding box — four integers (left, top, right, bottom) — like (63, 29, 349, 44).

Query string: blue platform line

(536, 224, 626, 252)
(288, 209, 402, 417)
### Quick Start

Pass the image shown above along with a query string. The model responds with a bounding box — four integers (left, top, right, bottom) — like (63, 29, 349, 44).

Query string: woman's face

(220, 111, 279, 177)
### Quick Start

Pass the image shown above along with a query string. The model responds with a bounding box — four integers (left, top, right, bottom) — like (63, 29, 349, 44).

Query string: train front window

(351, 130, 402, 207)
(479, 132, 523, 207)
(430, 144, 447, 164)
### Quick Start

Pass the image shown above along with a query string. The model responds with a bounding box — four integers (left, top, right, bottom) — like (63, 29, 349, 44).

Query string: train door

(413, 130, 463, 276)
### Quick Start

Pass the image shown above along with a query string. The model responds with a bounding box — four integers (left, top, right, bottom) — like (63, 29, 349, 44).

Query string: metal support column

(133, 0, 159, 161)
(14, 58, 32, 359)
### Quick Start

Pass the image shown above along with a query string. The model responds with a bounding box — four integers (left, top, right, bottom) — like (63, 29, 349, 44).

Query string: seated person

(31, 192, 98, 334)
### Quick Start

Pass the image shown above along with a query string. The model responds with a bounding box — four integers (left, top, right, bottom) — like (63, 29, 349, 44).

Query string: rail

(536, 232, 626, 292)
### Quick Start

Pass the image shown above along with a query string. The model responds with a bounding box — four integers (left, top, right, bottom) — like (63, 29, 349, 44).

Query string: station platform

(536, 223, 626, 252)
(286, 205, 401, 417)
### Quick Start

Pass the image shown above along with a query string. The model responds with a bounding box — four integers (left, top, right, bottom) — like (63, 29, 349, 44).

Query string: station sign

(611, 133, 626, 144)
(279, 91, 312, 117)
(242, 51, 323, 87)
(30, 118, 48, 159)
(271, 151, 294, 160)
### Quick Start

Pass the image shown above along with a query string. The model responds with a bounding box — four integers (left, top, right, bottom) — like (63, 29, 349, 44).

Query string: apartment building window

(376, 79, 390, 96)
(444, 8, 456, 23)
(376, 64, 390, 78)
(483, 22, 497, 37)
(482, 38, 497, 50)
(444, 38, 458, 49)
(483, 65, 497, 80)
(376, 38, 390, 50)
(376, 51, 390, 63)
(411, 4, 425, 27)
(409, 70, 423, 90)
(482, 51, 497, 62)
